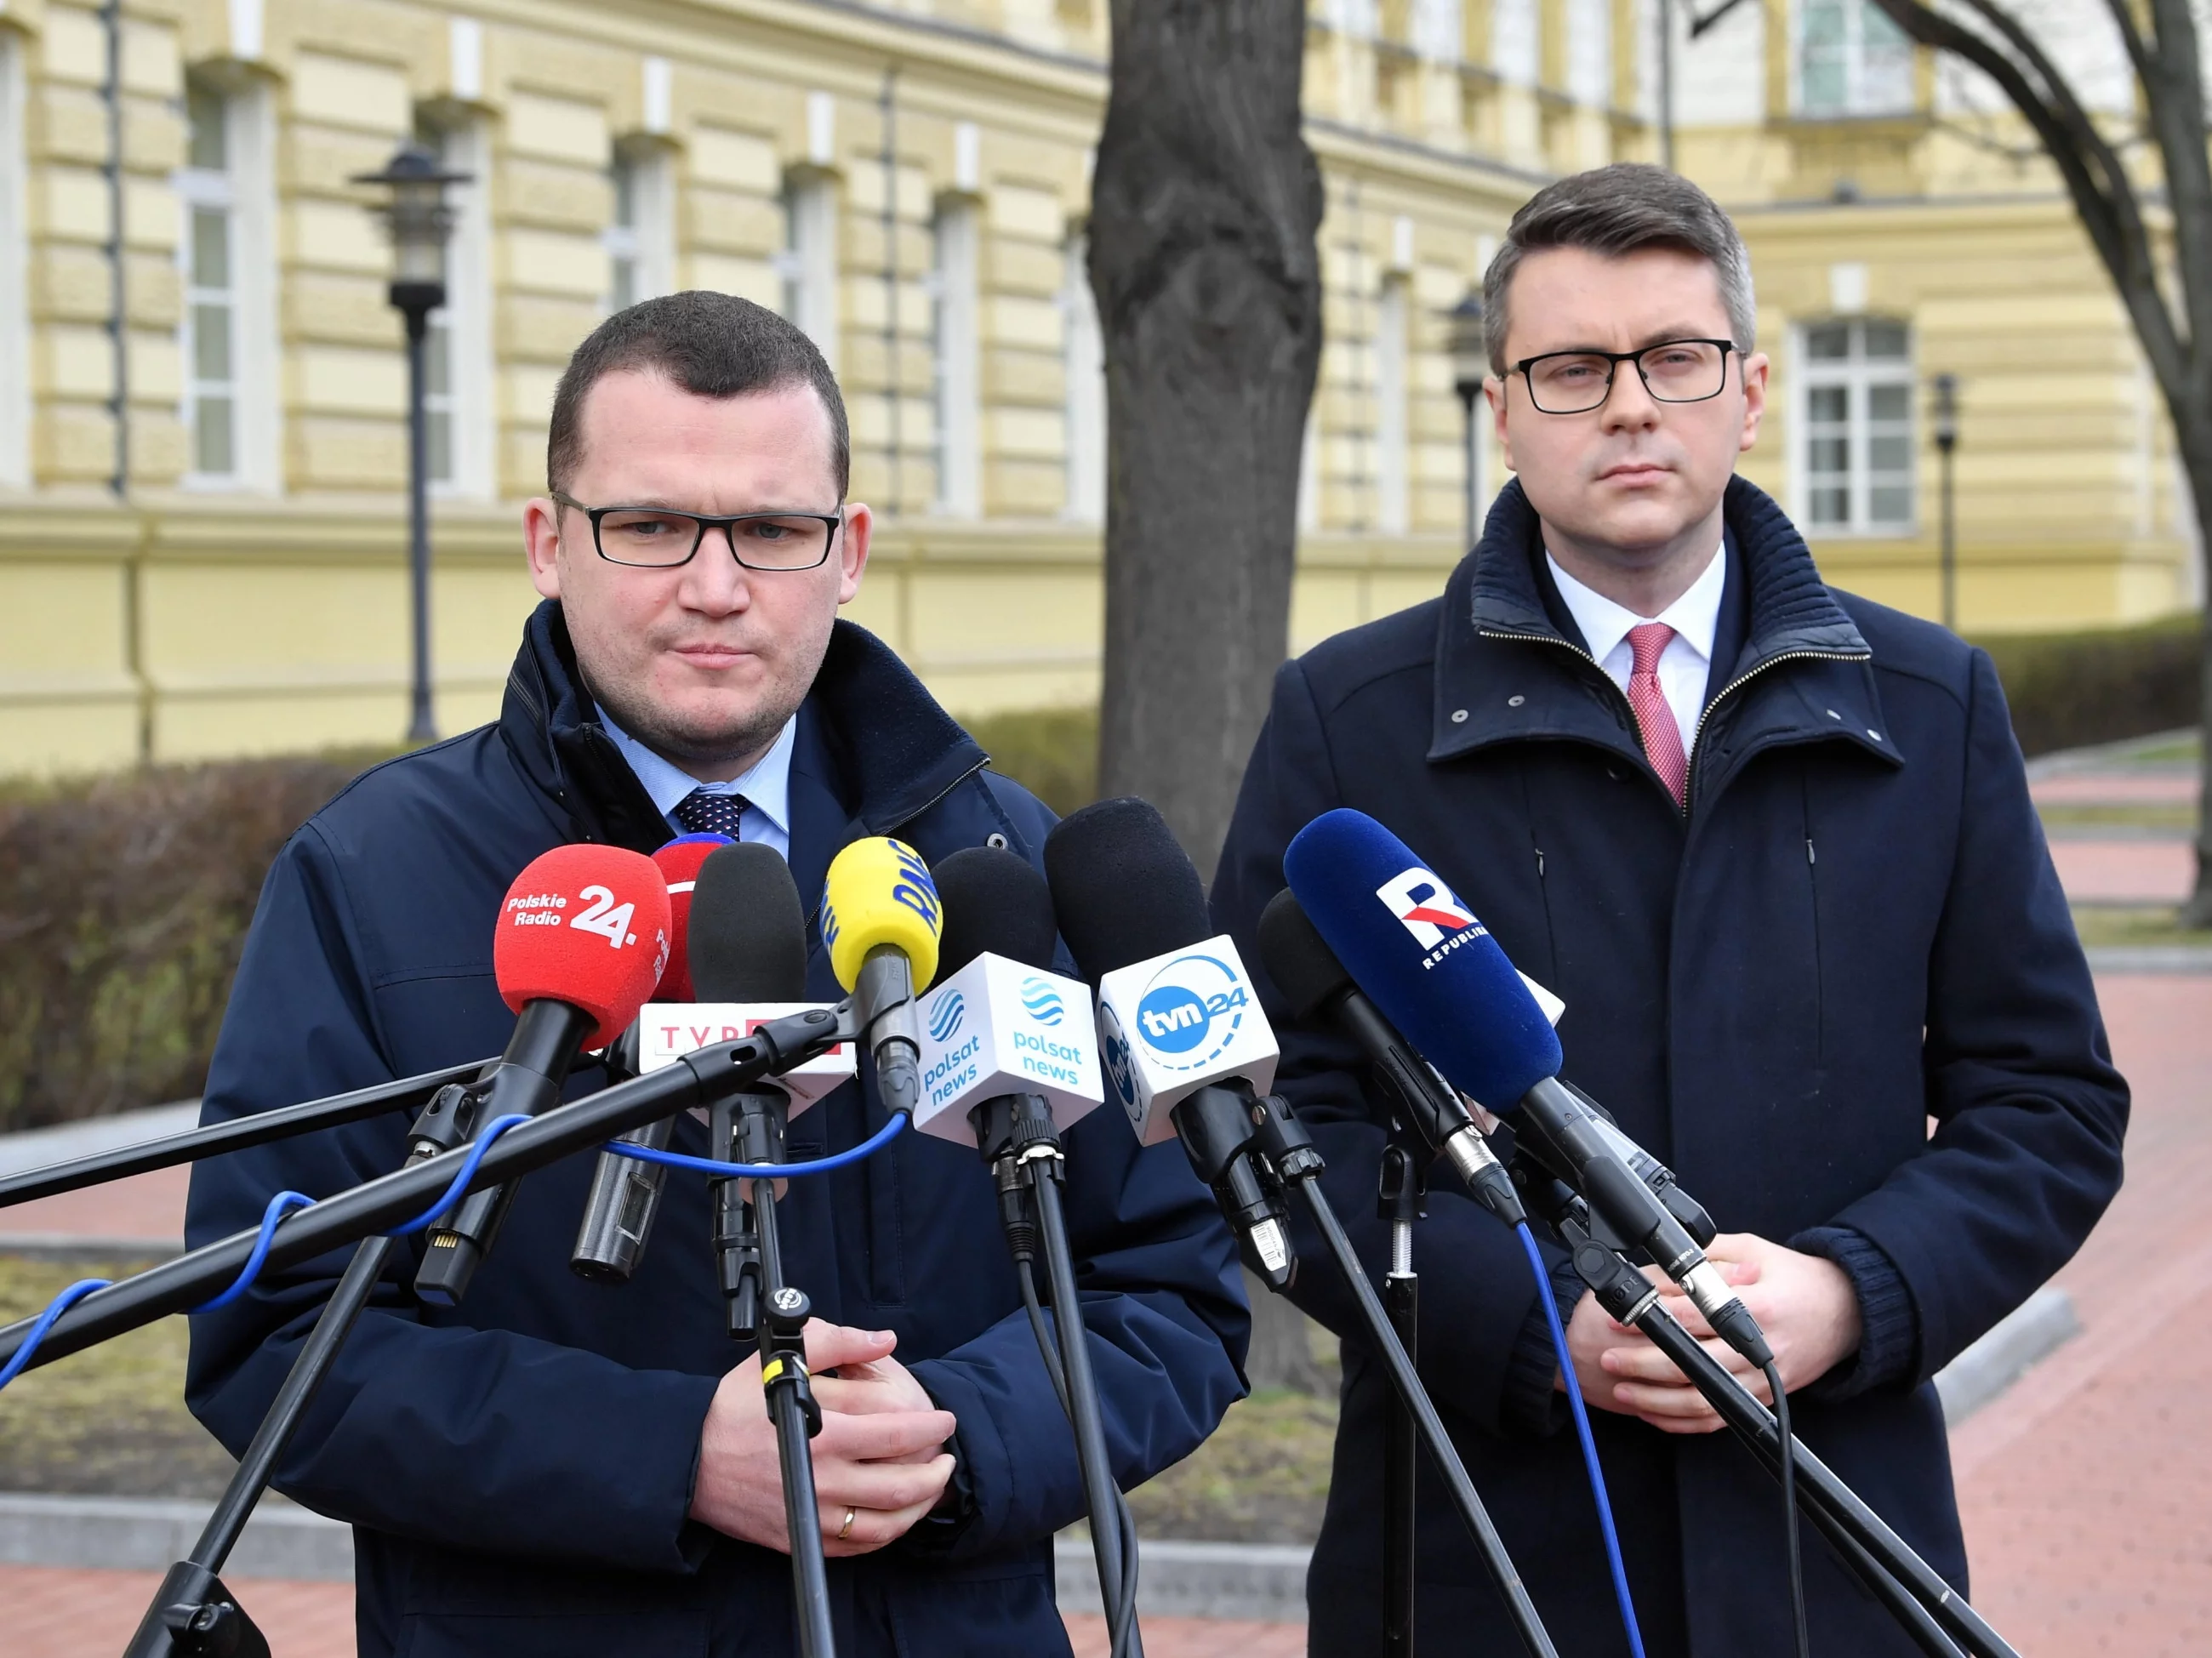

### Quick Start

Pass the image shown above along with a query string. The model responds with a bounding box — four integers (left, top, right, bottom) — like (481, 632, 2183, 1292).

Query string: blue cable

(607, 1110, 907, 1177)
(1518, 1220, 1647, 1658)
(0, 1278, 111, 1391)
(0, 1105, 909, 1393)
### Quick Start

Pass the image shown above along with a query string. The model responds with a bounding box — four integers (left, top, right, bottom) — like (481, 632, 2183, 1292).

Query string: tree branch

(2096, 0, 2157, 92)
(1866, 0, 2186, 402)
(2140, 0, 2212, 384)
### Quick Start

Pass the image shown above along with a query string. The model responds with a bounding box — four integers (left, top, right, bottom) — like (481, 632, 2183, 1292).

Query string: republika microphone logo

(1375, 867, 1487, 968)
(926, 988, 966, 1044)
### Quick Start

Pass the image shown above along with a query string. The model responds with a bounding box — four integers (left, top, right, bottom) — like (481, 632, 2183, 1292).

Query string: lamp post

(1445, 290, 1486, 550)
(354, 143, 469, 745)
(1931, 372, 1959, 633)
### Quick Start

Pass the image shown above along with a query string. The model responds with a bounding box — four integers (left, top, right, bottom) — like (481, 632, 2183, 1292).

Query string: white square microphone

(913, 954, 1104, 1143)
(1095, 936, 1280, 1146)
(636, 1003, 857, 1115)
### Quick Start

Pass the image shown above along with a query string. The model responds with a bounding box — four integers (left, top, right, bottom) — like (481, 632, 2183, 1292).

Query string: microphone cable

(1766, 1359, 1812, 1658)
(1516, 1221, 1647, 1658)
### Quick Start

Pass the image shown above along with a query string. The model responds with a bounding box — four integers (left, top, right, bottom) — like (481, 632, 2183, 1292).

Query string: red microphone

(418, 845, 672, 1305)
(649, 833, 733, 1002)
(567, 834, 728, 1284)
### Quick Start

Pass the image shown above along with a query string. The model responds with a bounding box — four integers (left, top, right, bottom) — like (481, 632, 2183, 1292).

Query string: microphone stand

(713, 1086, 835, 1658)
(972, 1094, 1143, 1658)
(1520, 1172, 2013, 1658)
(1235, 1094, 1559, 1658)
(1377, 1142, 1423, 1658)
(122, 1080, 487, 1658)
(0, 1057, 497, 1211)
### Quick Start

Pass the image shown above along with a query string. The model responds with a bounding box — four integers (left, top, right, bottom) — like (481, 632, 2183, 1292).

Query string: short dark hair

(1483, 163, 1756, 374)
(545, 291, 851, 499)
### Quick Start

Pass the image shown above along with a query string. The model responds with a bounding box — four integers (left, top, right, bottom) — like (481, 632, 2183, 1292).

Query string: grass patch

(2070, 905, 2212, 949)
(1120, 1387, 1340, 1545)
(2037, 803, 2198, 830)
(0, 1255, 235, 1497)
(2118, 732, 2203, 766)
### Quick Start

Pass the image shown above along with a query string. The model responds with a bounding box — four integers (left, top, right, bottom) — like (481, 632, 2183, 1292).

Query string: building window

(417, 115, 490, 497)
(179, 85, 237, 481)
(1375, 276, 1410, 536)
(1568, 0, 1612, 105)
(931, 197, 980, 517)
(0, 37, 28, 488)
(1801, 318, 1913, 532)
(1063, 232, 1104, 524)
(605, 145, 673, 312)
(780, 173, 839, 373)
(1799, 0, 1914, 117)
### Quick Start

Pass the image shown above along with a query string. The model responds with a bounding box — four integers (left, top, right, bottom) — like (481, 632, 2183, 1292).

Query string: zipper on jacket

(1684, 647, 1869, 811)
(1481, 629, 1870, 818)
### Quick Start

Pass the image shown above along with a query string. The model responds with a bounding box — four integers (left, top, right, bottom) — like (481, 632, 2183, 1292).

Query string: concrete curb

(1067, 1541, 1311, 1624)
(0, 1493, 353, 1581)
(0, 1234, 181, 1263)
(2023, 728, 2198, 778)
(2084, 944, 2212, 974)
(1934, 1286, 2080, 1425)
(0, 1102, 202, 1177)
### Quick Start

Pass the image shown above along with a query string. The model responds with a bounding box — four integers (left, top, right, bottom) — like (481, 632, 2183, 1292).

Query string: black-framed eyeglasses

(550, 492, 842, 571)
(1512, 339, 1737, 415)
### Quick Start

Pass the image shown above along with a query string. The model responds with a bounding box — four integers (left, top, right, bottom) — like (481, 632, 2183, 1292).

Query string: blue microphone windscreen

(1283, 808, 1560, 1112)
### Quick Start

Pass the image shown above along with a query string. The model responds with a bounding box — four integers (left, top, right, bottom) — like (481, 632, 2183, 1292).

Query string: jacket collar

(497, 600, 989, 857)
(1431, 476, 1896, 781)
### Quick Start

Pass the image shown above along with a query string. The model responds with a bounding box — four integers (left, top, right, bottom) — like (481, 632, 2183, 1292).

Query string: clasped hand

(689, 1319, 957, 1556)
(1555, 1232, 1863, 1433)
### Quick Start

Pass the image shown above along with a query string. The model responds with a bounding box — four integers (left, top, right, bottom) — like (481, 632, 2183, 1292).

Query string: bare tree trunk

(1089, 0, 1325, 1389)
(1088, 0, 1324, 875)
(2180, 419, 2212, 926)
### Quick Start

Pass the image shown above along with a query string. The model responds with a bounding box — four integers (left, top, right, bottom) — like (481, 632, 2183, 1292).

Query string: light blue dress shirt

(596, 709, 796, 861)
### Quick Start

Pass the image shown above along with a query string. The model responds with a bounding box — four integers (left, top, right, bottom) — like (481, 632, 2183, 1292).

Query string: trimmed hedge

(1, 622, 2195, 1135)
(0, 753, 387, 1133)
(1975, 612, 2203, 758)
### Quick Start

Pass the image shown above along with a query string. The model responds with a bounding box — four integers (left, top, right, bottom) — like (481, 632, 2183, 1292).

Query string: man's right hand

(1554, 1257, 1763, 1434)
(689, 1320, 957, 1557)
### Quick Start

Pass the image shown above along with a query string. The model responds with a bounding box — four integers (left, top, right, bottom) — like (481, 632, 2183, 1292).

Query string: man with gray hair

(1213, 162, 2125, 1653)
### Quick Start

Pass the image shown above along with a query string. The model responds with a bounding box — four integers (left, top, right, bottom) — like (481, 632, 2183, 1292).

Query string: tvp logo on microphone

(912, 954, 1103, 1144)
(636, 1003, 856, 1116)
(1376, 867, 1487, 967)
(1095, 937, 1280, 1145)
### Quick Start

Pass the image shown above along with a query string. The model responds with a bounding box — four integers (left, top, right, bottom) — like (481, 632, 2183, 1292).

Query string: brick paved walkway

(2045, 838, 2194, 903)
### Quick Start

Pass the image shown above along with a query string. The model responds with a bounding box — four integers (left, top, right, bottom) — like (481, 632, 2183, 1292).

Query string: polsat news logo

(1376, 867, 1487, 970)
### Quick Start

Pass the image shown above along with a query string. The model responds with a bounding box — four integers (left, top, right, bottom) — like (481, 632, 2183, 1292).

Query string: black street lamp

(1931, 372, 1960, 633)
(1445, 290, 1486, 550)
(354, 143, 470, 745)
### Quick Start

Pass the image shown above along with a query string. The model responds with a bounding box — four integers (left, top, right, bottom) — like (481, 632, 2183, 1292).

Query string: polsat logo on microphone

(1376, 867, 1488, 969)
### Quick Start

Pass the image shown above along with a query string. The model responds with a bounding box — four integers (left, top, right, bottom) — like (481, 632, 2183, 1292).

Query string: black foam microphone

(1044, 798, 1296, 1290)
(1257, 887, 1526, 1228)
(571, 844, 810, 1284)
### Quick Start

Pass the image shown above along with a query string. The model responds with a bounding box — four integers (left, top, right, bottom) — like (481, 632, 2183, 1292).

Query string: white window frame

(1375, 276, 1410, 536)
(0, 37, 29, 488)
(930, 196, 980, 518)
(1794, 0, 1915, 117)
(606, 144, 674, 312)
(1062, 231, 1104, 524)
(420, 114, 493, 499)
(1793, 317, 1917, 536)
(779, 171, 840, 374)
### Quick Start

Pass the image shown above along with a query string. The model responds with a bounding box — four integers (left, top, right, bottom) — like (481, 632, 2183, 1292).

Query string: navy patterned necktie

(673, 789, 749, 840)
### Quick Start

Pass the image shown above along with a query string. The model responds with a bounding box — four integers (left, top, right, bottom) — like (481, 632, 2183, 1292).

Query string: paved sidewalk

(2046, 838, 2194, 903)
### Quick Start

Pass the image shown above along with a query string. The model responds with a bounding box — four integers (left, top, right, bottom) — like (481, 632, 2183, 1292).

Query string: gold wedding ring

(838, 1507, 857, 1541)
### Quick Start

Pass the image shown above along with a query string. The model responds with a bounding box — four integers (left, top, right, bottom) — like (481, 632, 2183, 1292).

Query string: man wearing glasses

(1212, 164, 2124, 1654)
(185, 293, 1248, 1656)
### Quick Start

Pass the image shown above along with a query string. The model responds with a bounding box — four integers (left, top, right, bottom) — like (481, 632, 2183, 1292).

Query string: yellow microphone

(821, 836, 944, 1116)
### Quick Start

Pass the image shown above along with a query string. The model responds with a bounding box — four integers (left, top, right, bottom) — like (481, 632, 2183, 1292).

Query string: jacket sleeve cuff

(1793, 1225, 1920, 1399)
(1497, 1256, 1584, 1439)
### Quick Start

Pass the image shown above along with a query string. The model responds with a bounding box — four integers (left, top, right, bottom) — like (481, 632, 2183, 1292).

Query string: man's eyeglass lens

(1525, 342, 1730, 413)
(596, 510, 836, 570)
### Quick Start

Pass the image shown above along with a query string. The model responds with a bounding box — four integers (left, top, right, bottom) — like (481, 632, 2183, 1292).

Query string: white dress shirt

(597, 710, 797, 861)
(1546, 544, 1728, 761)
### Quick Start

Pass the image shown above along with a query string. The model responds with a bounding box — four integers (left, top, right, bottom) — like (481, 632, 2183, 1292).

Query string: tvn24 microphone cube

(635, 1005, 857, 1114)
(1096, 937, 1279, 1146)
(913, 954, 1103, 1143)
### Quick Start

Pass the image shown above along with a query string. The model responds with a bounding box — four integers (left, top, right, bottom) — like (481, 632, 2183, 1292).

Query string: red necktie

(1626, 623, 1688, 807)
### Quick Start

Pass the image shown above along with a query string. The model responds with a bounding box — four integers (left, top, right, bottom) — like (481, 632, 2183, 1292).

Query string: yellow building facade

(0, 0, 2192, 776)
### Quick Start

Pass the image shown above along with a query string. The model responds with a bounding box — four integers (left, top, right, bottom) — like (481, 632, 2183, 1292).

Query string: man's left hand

(1597, 1232, 1861, 1433)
